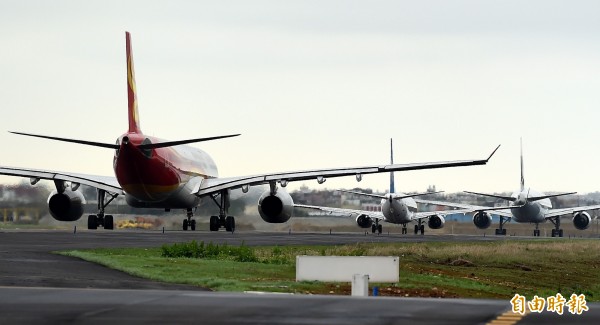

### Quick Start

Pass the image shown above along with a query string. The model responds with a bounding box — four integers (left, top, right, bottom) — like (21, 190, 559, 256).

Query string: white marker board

(296, 256, 399, 282)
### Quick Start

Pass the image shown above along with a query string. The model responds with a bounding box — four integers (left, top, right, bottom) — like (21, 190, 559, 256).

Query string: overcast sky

(1, 1, 599, 194)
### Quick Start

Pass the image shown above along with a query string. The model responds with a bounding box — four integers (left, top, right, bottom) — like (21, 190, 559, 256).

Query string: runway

(0, 230, 597, 324)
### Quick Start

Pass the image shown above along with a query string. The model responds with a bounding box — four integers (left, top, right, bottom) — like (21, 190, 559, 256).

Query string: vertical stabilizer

(390, 138, 395, 193)
(126, 32, 141, 133)
(520, 138, 525, 191)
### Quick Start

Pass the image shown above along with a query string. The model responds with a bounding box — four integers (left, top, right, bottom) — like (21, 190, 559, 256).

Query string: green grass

(58, 239, 600, 299)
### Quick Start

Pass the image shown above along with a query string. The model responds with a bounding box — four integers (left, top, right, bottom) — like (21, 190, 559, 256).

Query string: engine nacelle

(355, 214, 373, 228)
(47, 190, 86, 222)
(427, 215, 446, 229)
(473, 211, 492, 229)
(573, 211, 592, 230)
(258, 189, 293, 223)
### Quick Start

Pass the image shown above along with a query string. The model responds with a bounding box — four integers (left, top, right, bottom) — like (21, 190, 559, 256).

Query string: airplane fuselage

(113, 132, 218, 209)
(380, 193, 418, 224)
(509, 188, 551, 223)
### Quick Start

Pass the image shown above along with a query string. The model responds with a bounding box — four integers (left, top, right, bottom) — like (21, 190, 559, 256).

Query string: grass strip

(58, 239, 600, 299)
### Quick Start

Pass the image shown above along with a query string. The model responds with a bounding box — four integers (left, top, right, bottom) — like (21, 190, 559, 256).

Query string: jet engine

(47, 190, 86, 222)
(258, 189, 293, 223)
(355, 214, 373, 228)
(427, 215, 445, 229)
(573, 211, 592, 230)
(473, 211, 492, 229)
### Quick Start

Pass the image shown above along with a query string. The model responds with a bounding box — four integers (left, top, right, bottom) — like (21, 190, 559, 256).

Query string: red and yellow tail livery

(126, 31, 141, 134)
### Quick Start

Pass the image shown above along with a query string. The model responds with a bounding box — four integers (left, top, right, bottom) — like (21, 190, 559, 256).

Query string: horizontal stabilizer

(394, 191, 445, 200)
(477, 203, 524, 211)
(528, 192, 577, 202)
(337, 189, 385, 199)
(10, 131, 119, 149)
(10, 131, 240, 150)
(464, 190, 516, 202)
(137, 134, 241, 149)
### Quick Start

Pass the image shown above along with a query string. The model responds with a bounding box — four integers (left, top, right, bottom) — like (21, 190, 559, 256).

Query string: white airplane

(0, 32, 500, 232)
(418, 140, 600, 237)
(295, 139, 487, 235)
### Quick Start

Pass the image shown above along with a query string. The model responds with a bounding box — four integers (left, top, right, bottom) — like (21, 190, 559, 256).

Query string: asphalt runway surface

(0, 230, 598, 324)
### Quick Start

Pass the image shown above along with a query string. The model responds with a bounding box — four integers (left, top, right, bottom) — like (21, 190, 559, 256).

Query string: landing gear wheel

(87, 215, 98, 230)
(225, 216, 235, 233)
(91, 189, 117, 231)
(559, 229, 563, 237)
(371, 224, 376, 234)
(377, 224, 382, 234)
(190, 219, 196, 231)
(414, 225, 419, 235)
(495, 217, 508, 236)
(104, 215, 114, 230)
(183, 219, 189, 231)
(495, 228, 507, 236)
(209, 216, 219, 231)
(209, 189, 234, 234)
(401, 227, 407, 234)
(419, 224, 425, 235)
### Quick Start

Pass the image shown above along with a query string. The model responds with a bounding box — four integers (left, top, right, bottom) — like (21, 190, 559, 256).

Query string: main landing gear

(495, 216, 508, 236)
(87, 189, 118, 230)
(413, 221, 425, 235)
(180, 190, 235, 232)
(208, 190, 235, 233)
(533, 223, 541, 237)
(210, 215, 235, 232)
(549, 217, 564, 237)
(371, 219, 382, 234)
(401, 224, 407, 234)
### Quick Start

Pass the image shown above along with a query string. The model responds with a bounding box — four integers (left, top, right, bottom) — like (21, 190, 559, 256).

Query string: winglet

(486, 145, 501, 162)
(126, 31, 141, 133)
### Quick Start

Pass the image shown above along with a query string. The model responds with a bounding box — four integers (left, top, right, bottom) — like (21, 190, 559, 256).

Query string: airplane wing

(544, 205, 600, 219)
(192, 146, 500, 196)
(297, 203, 481, 223)
(414, 199, 514, 218)
(294, 204, 386, 221)
(0, 166, 122, 194)
(412, 208, 481, 220)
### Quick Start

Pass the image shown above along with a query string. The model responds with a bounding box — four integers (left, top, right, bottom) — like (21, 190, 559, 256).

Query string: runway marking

(487, 310, 529, 325)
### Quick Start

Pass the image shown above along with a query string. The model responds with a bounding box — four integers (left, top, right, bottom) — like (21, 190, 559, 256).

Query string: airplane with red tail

(0, 32, 499, 232)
